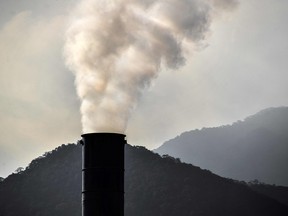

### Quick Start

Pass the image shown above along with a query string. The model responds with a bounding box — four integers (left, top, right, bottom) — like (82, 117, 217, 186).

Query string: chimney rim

(81, 132, 126, 138)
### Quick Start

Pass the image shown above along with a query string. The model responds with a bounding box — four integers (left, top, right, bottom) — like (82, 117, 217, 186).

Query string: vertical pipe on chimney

(81, 133, 125, 216)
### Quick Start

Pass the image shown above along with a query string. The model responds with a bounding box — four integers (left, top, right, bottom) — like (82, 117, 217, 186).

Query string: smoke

(64, 0, 238, 134)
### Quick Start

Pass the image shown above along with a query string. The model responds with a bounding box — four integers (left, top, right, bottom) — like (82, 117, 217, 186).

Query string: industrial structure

(81, 133, 126, 216)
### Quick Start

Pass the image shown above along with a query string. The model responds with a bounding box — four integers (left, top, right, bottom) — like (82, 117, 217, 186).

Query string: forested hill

(0, 143, 288, 216)
(155, 107, 288, 186)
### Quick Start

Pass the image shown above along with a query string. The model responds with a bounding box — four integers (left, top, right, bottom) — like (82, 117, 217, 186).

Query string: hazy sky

(0, 0, 288, 177)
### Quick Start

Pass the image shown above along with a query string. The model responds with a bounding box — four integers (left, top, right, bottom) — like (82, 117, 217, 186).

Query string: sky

(0, 0, 288, 178)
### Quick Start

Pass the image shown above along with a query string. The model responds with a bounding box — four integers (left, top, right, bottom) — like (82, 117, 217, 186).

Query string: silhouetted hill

(248, 180, 288, 207)
(0, 143, 288, 215)
(155, 107, 288, 186)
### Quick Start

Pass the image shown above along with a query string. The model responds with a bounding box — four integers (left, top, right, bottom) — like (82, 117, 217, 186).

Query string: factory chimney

(81, 133, 126, 216)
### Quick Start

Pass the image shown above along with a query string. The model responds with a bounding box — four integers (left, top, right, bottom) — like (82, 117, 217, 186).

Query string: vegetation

(0, 143, 288, 215)
(155, 107, 288, 186)
(248, 181, 288, 207)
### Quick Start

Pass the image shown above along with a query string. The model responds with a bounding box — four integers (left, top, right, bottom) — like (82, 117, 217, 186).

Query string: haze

(0, 0, 288, 177)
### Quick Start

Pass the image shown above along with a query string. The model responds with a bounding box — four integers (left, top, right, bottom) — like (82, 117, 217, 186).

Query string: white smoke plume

(64, 0, 238, 134)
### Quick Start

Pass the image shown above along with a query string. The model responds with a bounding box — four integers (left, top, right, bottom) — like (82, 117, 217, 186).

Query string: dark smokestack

(81, 133, 126, 216)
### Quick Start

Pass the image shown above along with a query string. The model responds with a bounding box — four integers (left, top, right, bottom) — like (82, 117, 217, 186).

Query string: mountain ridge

(0, 143, 288, 215)
(155, 106, 288, 186)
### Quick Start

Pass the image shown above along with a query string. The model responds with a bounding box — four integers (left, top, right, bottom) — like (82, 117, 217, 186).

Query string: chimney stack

(81, 133, 126, 216)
